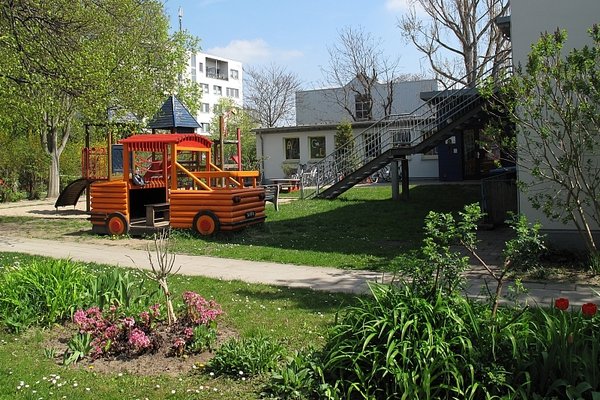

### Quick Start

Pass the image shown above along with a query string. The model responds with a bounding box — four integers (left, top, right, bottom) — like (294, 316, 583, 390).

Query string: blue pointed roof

(147, 95, 200, 131)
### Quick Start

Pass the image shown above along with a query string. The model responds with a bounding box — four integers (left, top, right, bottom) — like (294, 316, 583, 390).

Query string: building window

(191, 68, 196, 82)
(200, 103, 210, 113)
(284, 138, 300, 160)
(230, 69, 239, 79)
(190, 53, 196, 67)
(355, 94, 372, 121)
(199, 123, 210, 133)
(309, 136, 326, 159)
(213, 85, 222, 95)
(199, 62, 204, 73)
(201, 83, 209, 94)
(226, 88, 239, 98)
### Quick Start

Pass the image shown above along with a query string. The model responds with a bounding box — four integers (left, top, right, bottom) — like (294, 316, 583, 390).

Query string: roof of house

(147, 95, 200, 130)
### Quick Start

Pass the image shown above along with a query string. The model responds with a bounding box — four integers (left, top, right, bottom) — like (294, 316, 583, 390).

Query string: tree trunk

(47, 151, 61, 198)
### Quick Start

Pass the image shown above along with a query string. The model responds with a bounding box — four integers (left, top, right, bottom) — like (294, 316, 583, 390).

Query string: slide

(54, 178, 95, 208)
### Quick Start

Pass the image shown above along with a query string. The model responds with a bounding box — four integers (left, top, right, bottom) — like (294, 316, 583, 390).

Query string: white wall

(296, 79, 437, 125)
(511, 0, 600, 234)
(256, 126, 439, 181)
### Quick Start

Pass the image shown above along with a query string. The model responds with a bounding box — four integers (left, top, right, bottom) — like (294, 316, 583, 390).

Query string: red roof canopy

(120, 134, 213, 152)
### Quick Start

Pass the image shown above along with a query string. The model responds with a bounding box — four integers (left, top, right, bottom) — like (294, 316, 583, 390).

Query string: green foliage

(0, 259, 92, 332)
(187, 322, 218, 353)
(504, 213, 547, 271)
(317, 283, 506, 399)
(262, 348, 325, 400)
(63, 333, 93, 366)
(391, 203, 483, 297)
(86, 269, 160, 314)
(484, 25, 600, 255)
(209, 333, 284, 378)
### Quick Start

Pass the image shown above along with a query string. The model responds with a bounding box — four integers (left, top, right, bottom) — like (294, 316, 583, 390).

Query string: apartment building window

(309, 136, 326, 159)
(190, 54, 196, 67)
(284, 138, 300, 160)
(355, 94, 372, 121)
(213, 85, 222, 96)
(199, 62, 204, 73)
(201, 83, 209, 94)
(200, 103, 210, 113)
(230, 69, 239, 79)
(191, 68, 197, 82)
(226, 88, 239, 98)
(199, 123, 210, 133)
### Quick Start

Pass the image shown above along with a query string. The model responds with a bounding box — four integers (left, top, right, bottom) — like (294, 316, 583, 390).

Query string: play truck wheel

(106, 212, 129, 236)
(193, 211, 220, 236)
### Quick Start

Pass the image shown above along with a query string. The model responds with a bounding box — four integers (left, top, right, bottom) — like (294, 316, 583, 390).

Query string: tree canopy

(0, 0, 199, 197)
(484, 26, 600, 255)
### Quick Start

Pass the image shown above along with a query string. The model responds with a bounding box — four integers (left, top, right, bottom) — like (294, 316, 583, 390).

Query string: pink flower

(183, 327, 194, 339)
(139, 311, 150, 325)
(122, 317, 135, 329)
(128, 328, 151, 351)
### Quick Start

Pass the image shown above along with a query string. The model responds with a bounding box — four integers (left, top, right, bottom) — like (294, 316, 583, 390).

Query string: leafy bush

(514, 300, 600, 399)
(0, 259, 92, 332)
(262, 348, 326, 400)
(209, 333, 284, 378)
(504, 213, 547, 271)
(86, 268, 160, 313)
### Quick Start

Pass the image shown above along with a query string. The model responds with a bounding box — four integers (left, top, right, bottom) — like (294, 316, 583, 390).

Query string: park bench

(263, 184, 280, 211)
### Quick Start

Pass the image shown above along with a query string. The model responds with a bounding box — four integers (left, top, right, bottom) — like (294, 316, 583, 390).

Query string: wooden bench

(145, 202, 170, 227)
(270, 178, 301, 193)
(263, 184, 280, 211)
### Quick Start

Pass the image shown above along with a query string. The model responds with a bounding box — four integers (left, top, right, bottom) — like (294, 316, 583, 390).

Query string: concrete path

(1, 235, 599, 308)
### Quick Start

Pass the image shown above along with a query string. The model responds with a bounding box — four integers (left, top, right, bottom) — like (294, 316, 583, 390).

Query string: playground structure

(86, 133, 265, 236)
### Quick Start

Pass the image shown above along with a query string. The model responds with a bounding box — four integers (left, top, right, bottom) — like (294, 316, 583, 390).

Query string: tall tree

(483, 27, 600, 255)
(398, 0, 509, 87)
(0, 0, 198, 197)
(322, 26, 400, 121)
(244, 63, 302, 128)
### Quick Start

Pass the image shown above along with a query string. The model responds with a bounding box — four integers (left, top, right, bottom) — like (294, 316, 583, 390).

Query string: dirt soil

(43, 323, 238, 376)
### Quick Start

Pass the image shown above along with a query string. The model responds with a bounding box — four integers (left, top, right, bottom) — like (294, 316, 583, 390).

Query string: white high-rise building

(187, 51, 243, 134)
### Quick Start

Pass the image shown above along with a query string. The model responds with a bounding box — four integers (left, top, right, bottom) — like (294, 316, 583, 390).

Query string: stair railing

(301, 65, 504, 199)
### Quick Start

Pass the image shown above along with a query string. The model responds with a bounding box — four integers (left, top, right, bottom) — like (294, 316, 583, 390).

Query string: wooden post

(391, 159, 400, 201)
(401, 157, 409, 200)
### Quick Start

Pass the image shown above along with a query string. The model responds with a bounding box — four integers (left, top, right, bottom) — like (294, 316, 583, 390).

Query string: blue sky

(164, 0, 425, 89)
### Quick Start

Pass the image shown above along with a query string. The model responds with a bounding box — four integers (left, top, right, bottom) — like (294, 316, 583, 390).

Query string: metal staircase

(302, 72, 495, 200)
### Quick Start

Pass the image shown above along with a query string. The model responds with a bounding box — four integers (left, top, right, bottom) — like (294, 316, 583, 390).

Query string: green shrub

(85, 268, 160, 313)
(515, 302, 600, 398)
(261, 348, 326, 399)
(0, 259, 92, 332)
(504, 213, 547, 271)
(209, 333, 284, 378)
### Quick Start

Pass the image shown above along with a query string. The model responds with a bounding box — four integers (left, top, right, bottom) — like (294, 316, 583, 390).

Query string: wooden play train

(88, 133, 266, 236)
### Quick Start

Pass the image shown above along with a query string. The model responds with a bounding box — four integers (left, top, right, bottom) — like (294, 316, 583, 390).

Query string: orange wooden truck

(88, 133, 265, 236)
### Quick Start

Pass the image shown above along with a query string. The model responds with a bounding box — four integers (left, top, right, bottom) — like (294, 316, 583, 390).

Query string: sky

(163, 0, 426, 90)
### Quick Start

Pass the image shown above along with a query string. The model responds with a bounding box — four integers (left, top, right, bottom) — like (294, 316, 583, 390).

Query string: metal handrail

(301, 66, 504, 199)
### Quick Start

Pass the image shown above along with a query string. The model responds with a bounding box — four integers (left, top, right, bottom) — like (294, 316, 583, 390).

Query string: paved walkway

(0, 235, 599, 307)
(0, 197, 599, 307)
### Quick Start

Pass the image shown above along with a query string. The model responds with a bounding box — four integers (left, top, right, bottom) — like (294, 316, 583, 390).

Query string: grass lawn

(170, 184, 481, 270)
(0, 253, 360, 400)
(0, 184, 480, 271)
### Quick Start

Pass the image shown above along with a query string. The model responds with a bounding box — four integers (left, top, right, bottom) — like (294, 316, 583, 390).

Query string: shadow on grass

(185, 184, 481, 269)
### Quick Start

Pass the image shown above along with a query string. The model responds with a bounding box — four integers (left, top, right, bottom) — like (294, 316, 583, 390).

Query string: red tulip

(554, 298, 569, 311)
(582, 303, 598, 317)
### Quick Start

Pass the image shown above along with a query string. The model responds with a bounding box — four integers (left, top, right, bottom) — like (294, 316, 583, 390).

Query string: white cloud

(207, 39, 303, 64)
(385, 0, 412, 11)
